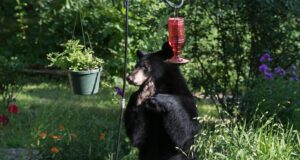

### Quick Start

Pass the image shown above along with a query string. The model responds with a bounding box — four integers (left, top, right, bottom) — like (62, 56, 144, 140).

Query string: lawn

(1, 78, 300, 160)
(0, 79, 134, 159)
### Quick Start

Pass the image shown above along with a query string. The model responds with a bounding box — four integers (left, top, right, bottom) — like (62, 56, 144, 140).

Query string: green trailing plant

(47, 40, 104, 71)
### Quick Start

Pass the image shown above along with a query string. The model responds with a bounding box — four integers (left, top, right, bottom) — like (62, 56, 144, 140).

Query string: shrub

(183, 0, 300, 118)
(241, 78, 300, 123)
(241, 53, 299, 123)
(0, 56, 23, 104)
(0, 56, 21, 90)
(0, 56, 22, 127)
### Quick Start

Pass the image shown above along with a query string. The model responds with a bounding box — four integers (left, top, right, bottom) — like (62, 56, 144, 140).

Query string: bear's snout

(126, 74, 134, 85)
(126, 69, 149, 86)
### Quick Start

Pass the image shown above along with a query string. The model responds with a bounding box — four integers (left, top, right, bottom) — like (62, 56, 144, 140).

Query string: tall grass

(191, 116, 300, 160)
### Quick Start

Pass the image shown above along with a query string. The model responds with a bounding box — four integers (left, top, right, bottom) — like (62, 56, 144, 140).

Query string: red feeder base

(165, 55, 189, 64)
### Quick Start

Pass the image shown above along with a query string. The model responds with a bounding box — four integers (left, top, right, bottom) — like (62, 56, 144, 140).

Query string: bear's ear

(136, 50, 147, 59)
(158, 42, 173, 60)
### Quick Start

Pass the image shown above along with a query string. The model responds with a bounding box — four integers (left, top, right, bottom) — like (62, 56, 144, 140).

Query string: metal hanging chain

(79, 12, 93, 50)
(164, 0, 185, 9)
(115, 0, 129, 160)
(79, 12, 86, 47)
(72, 11, 93, 50)
(72, 13, 78, 39)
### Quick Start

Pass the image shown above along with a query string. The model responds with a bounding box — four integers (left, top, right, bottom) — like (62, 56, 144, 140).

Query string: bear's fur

(124, 42, 199, 160)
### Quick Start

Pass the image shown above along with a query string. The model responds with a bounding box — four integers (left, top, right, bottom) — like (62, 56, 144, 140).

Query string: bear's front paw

(144, 96, 167, 112)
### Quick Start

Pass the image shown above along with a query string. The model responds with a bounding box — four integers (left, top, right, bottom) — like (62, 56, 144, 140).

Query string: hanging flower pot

(68, 68, 102, 95)
(47, 40, 104, 95)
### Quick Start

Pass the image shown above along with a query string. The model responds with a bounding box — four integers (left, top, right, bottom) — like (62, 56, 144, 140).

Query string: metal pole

(115, 0, 129, 160)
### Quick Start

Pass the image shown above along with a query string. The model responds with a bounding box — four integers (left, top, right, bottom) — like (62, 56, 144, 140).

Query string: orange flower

(59, 124, 65, 131)
(99, 132, 105, 140)
(39, 132, 47, 139)
(70, 133, 77, 140)
(50, 146, 59, 154)
(51, 135, 62, 140)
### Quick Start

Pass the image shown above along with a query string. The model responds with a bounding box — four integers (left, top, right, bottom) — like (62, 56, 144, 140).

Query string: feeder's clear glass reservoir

(167, 17, 189, 64)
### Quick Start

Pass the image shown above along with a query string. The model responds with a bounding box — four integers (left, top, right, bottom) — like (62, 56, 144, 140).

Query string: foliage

(0, 55, 22, 128)
(14, 0, 28, 40)
(0, 0, 299, 119)
(119, 148, 139, 160)
(1, 84, 22, 105)
(241, 77, 300, 123)
(191, 116, 300, 160)
(184, 0, 300, 118)
(36, 125, 79, 159)
(0, 0, 124, 76)
(0, 102, 20, 127)
(0, 56, 23, 103)
(47, 40, 104, 71)
(0, 56, 22, 85)
(240, 53, 299, 122)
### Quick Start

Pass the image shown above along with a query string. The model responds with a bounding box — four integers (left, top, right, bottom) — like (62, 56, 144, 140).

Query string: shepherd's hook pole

(115, 0, 129, 160)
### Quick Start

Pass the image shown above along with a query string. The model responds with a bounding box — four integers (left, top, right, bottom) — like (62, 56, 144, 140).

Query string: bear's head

(126, 42, 174, 86)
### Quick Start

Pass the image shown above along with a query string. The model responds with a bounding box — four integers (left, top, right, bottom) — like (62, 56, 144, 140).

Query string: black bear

(124, 42, 199, 160)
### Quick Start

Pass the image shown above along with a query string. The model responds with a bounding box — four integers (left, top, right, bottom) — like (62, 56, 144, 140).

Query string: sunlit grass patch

(191, 117, 300, 160)
(0, 81, 129, 159)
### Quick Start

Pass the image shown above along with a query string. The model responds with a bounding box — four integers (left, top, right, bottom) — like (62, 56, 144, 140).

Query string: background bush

(0, 56, 23, 103)
(241, 78, 300, 123)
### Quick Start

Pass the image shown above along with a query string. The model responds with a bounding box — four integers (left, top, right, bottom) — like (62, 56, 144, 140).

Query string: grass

(191, 117, 300, 160)
(0, 79, 300, 159)
(0, 80, 131, 159)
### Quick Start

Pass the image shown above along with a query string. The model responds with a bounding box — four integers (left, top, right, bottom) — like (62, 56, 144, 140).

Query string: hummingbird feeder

(164, 0, 189, 64)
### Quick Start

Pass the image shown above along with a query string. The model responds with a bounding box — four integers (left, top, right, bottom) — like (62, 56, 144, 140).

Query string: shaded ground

(0, 148, 40, 160)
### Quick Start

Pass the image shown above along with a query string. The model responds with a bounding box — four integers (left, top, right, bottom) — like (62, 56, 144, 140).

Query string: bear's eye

(141, 66, 149, 72)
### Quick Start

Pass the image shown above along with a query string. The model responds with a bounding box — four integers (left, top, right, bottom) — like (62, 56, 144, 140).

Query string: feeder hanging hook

(164, 0, 185, 9)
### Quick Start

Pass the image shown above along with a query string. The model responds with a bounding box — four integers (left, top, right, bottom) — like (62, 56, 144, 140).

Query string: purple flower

(291, 71, 297, 75)
(288, 65, 298, 81)
(259, 53, 272, 63)
(259, 64, 269, 73)
(290, 64, 297, 72)
(264, 71, 274, 80)
(274, 66, 285, 77)
(291, 71, 298, 80)
(115, 87, 123, 96)
(290, 75, 298, 81)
